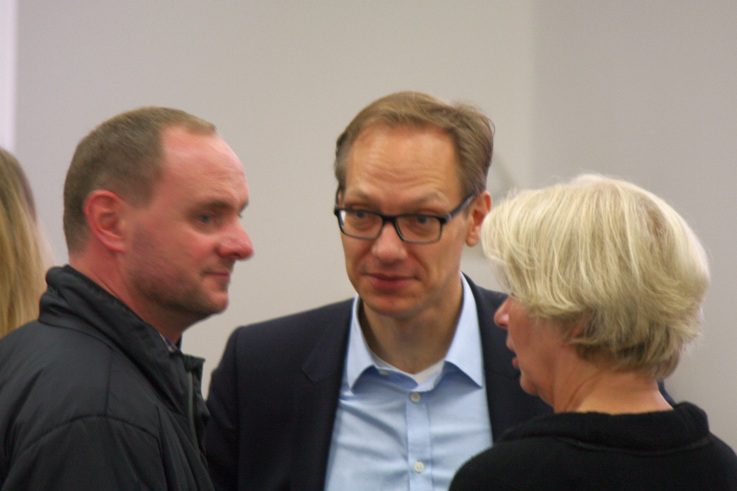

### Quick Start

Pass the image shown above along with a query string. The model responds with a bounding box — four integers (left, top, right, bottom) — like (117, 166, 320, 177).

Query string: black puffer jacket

(0, 266, 214, 490)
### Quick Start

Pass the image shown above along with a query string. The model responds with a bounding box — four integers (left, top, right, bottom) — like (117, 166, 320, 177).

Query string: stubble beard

(129, 233, 227, 328)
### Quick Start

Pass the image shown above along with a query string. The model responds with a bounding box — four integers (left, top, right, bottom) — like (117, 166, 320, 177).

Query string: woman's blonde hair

(0, 148, 49, 337)
(482, 174, 709, 378)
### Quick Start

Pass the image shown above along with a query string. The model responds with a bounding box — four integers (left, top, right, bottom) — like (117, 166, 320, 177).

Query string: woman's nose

(494, 298, 510, 330)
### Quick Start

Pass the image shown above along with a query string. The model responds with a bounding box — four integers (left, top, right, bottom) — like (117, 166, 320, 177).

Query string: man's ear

(466, 191, 491, 246)
(83, 190, 128, 253)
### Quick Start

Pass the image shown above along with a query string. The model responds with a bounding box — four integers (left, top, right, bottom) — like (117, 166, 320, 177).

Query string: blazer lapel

(467, 276, 550, 440)
(290, 301, 352, 491)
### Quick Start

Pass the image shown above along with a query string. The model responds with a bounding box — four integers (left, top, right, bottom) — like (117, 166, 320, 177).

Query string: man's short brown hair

(334, 91, 494, 197)
(63, 107, 215, 252)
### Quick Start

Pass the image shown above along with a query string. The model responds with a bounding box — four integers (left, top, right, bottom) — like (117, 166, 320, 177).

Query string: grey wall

(14, 1, 737, 447)
(527, 1, 737, 445)
(0, 0, 17, 148)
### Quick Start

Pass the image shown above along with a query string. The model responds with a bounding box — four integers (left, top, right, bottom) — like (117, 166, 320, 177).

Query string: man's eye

(404, 214, 437, 228)
(198, 214, 215, 225)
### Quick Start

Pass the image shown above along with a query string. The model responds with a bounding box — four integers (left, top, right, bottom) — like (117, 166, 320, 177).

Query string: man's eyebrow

(196, 199, 248, 212)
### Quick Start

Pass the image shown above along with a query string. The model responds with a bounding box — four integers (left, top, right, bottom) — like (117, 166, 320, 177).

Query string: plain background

(2, 1, 736, 448)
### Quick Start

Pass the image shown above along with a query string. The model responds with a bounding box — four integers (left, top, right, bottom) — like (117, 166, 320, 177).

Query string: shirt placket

(406, 389, 433, 491)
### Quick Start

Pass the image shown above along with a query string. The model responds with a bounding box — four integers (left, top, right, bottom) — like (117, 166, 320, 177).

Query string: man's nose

(221, 223, 254, 260)
(370, 220, 407, 261)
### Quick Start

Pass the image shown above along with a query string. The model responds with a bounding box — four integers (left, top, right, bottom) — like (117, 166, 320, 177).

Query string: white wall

(13, 1, 737, 447)
(0, 0, 16, 149)
(527, 0, 737, 446)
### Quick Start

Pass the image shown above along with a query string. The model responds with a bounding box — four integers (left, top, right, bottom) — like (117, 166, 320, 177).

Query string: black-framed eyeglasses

(334, 193, 476, 244)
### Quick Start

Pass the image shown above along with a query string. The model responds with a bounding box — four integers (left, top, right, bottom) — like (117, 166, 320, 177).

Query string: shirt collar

(345, 298, 378, 388)
(344, 274, 484, 389)
(445, 275, 484, 387)
(159, 333, 180, 354)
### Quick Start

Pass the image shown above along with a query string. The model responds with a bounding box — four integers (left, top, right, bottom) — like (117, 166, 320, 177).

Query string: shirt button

(414, 461, 425, 473)
(409, 392, 421, 403)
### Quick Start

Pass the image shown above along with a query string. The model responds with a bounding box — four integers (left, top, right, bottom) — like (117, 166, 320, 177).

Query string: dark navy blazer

(205, 276, 551, 491)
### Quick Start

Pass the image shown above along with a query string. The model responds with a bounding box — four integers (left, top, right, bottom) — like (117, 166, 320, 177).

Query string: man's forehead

(160, 127, 219, 156)
(343, 186, 447, 204)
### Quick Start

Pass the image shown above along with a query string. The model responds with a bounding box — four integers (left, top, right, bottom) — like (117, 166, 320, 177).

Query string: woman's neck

(552, 362, 672, 414)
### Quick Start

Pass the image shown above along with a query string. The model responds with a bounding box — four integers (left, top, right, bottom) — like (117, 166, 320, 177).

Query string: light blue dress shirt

(325, 276, 492, 491)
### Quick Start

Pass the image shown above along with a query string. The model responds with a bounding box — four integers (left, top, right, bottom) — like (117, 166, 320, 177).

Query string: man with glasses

(206, 91, 550, 491)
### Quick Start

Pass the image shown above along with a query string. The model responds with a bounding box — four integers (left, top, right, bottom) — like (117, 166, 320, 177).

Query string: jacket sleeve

(3, 416, 166, 490)
(205, 329, 241, 491)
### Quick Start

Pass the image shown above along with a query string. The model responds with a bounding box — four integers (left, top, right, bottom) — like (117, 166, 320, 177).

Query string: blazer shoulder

(464, 275, 506, 311)
(214, 299, 353, 386)
(223, 299, 353, 356)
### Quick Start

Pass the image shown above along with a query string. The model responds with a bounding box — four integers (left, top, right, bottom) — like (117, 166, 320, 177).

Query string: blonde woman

(451, 175, 737, 490)
(0, 147, 49, 337)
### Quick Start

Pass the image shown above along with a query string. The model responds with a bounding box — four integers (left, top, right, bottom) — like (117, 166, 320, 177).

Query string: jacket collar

(502, 402, 708, 451)
(39, 265, 202, 412)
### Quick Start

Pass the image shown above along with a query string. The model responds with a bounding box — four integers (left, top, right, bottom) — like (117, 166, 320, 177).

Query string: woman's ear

(466, 191, 492, 246)
(83, 190, 128, 253)
(563, 314, 591, 344)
